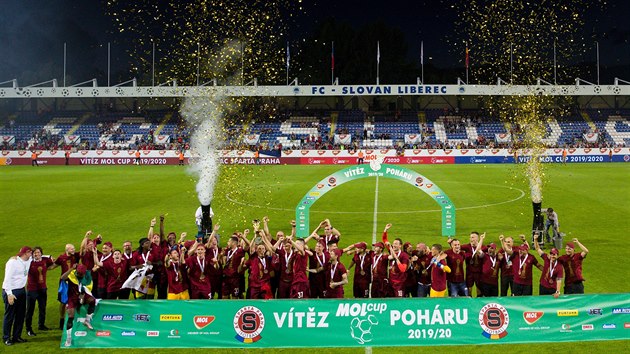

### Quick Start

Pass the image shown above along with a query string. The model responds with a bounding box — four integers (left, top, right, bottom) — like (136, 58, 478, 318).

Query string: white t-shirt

(195, 206, 215, 226)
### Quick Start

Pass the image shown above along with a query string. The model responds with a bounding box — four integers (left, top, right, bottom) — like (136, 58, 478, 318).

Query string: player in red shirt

(25, 247, 54, 336)
(308, 240, 329, 298)
(498, 235, 515, 296)
(131, 237, 159, 299)
(348, 242, 372, 298)
(477, 238, 503, 297)
(370, 241, 389, 298)
(461, 231, 486, 297)
(325, 249, 348, 298)
(429, 244, 451, 297)
(445, 239, 469, 297)
(310, 219, 341, 252)
(275, 238, 294, 298)
(221, 234, 247, 299)
(203, 231, 222, 299)
(186, 243, 217, 299)
(413, 243, 433, 297)
(558, 238, 589, 294)
(50, 243, 80, 330)
(384, 224, 410, 298)
(534, 241, 563, 298)
(240, 240, 274, 299)
(505, 236, 542, 296)
(290, 237, 313, 298)
(165, 248, 189, 299)
(92, 241, 114, 299)
(147, 217, 169, 299)
(95, 249, 129, 299)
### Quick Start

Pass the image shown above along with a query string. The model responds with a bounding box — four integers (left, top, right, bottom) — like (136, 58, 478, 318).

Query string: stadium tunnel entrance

(295, 163, 456, 237)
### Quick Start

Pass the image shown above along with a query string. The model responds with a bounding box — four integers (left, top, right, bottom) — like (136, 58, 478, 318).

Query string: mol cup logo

(233, 306, 265, 344)
(479, 303, 509, 340)
(194, 315, 216, 329)
(523, 311, 543, 325)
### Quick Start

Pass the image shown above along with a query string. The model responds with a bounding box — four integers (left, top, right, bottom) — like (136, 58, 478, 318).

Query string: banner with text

(61, 294, 630, 348)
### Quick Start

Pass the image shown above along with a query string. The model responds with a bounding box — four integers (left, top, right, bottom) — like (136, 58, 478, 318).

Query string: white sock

(86, 313, 93, 322)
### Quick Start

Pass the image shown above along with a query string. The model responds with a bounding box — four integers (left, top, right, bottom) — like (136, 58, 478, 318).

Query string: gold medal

(360, 271, 365, 276)
(285, 269, 290, 274)
(264, 269, 269, 274)
(200, 274, 206, 280)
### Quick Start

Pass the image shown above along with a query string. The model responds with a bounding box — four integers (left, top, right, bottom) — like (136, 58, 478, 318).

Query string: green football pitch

(1, 163, 629, 352)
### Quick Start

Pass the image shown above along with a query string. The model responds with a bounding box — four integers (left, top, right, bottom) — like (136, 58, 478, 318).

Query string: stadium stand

(1, 109, 628, 151)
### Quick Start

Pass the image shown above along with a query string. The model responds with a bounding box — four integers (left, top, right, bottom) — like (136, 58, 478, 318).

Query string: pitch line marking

(224, 181, 526, 214)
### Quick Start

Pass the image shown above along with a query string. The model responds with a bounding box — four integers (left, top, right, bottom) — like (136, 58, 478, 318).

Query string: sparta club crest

(233, 306, 265, 344)
(479, 303, 510, 340)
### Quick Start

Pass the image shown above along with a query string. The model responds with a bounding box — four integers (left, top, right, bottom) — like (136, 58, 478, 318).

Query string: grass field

(1, 163, 629, 353)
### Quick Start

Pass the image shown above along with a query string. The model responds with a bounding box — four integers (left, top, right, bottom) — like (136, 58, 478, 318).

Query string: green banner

(62, 294, 630, 348)
(295, 163, 456, 238)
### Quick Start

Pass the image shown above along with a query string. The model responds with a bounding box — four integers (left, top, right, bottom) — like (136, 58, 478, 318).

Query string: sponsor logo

(121, 331, 136, 337)
(479, 303, 509, 340)
(588, 308, 603, 316)
(523, 311, 544, 325)
(133, 314, 151, 322)
(612, 308, 630, 314)
(147, 331, 160, 337)
(561, 324, 572, 332)
(194, 315, 216, 329)
(234, 306, 265, 344)
(557, 310, 579, 317)
(168, 329, 181, 338)
(96, 330, 111, 337)
(160, 314, 182, 321)
(582, 324, 594, 331)
(602, 324, 617, 329)
(102, 314, 124, 321)
(624, 323, 630, 329)
(74, 331, 87, 337)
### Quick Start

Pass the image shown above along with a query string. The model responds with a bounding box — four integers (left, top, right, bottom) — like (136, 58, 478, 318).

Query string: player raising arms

(239, 233, 275, 299)
(220, 231, 248, 299)
(289, 227, 314, 299)
(165, 247, 189, 300)
(347, 242, 372, 298)
(533, 240, 563, 298)
(308, 240, 329, 298)
(559, 238, 589, 294)
(383, 223, 409, 298)
(61, 265, 96, 347)
(311, 219, 341, 252)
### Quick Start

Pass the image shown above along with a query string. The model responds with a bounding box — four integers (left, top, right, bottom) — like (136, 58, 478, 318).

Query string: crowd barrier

(1, 148, 628, 166)
(61, 293, 630, 348)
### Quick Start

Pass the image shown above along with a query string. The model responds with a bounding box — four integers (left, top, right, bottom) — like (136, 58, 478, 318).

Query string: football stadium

(1, 1, 630, 353)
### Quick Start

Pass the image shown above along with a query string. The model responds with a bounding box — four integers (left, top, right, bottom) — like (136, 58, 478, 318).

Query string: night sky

(0, 0, 628, 85)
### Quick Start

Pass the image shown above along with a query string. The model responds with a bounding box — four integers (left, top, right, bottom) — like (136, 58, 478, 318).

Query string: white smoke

(180, 96, 225, 205)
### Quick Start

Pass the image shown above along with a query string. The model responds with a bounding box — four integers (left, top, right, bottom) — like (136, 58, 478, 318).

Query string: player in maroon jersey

(504, 235, 543, 296)
(403, 242, 417, 297)
(347, 242, 372, 298)
(49, 242, 80, 330)
(203, 226, 222, 298)
(533, 241, 563, 298)
(274, 237, 295, 298)
(186, 243, 217, 299)
(325, 249, 348, 298)
(92, 241, 113, 299)
(61, 264, 96, 347)
(384, 224, 410, 298)
(558, 238, 589, 294)
(498, 235, 515, 296)
(445, 238, 469, 297)
(165, 248, 189, 299)
(130, 237, 159, 299)
(370, 241, 389, 298)
(94, 249, 129, 299)
(413, 243, 433, 297)
(221, 233, 247, 299)
(308, 240, 329, 298)
(240, 238, 275, 299)
(310, 219, 341, 252)
(461, 231, 486, 297)
(25, 247, 54, 336)
(290, 236, 313, 299)
(477, 236, 503, 297)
